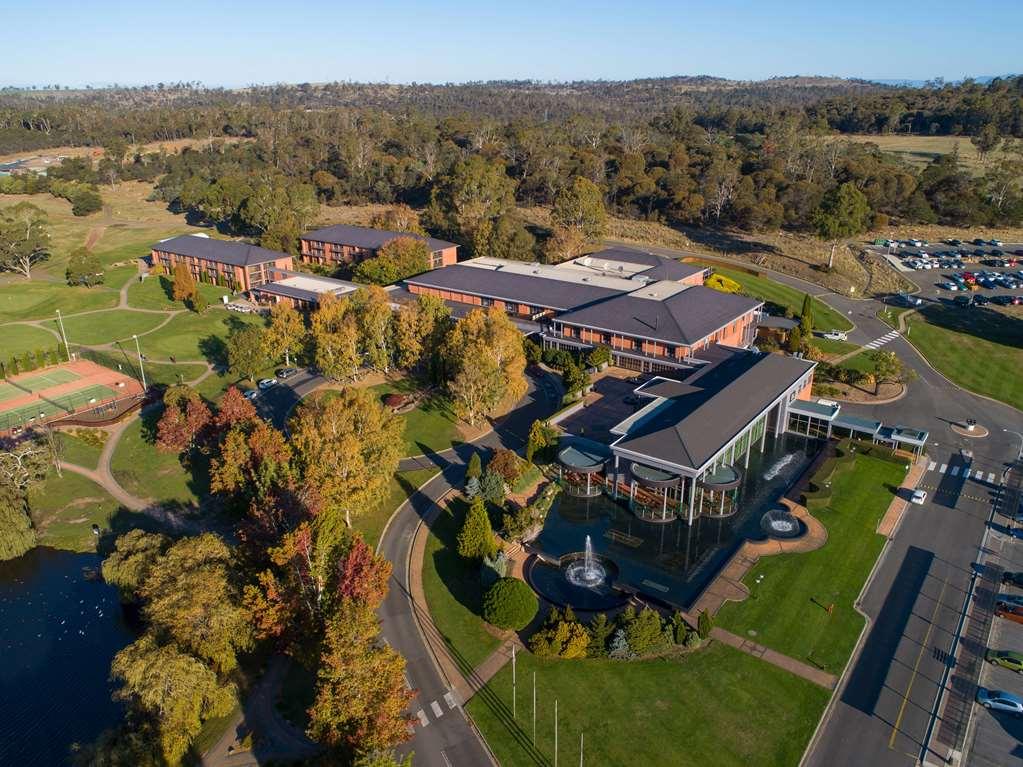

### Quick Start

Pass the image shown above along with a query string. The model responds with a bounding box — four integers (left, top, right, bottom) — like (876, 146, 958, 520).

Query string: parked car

(276, 367, 299, 380)
(242, 389, 259, 401)
(996, 594, 1023, 609)
(911, 489, 928, 505)
(1003, 572, 1023, 588)
(976, 688, 1023, 715)
(257, 378, 278, 390)
(947, 238, 962, 246)
(992, 295, 1015, 306)
(995, 603, 1023, 625)
(953, 295, 973, 307)
(989, 239, 1004, 247)
(898, 293, 923, 307)
(974, 295, 990, 306)
(986, 650, 1023, 674)
(940, 282, 959, 291)
(823, 330, 848, 341)
(973, 238, 987, 246)
(226, 303, 253, 314)
(908, 239, 925, 247)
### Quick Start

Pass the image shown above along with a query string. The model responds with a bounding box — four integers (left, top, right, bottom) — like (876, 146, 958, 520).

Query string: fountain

(760, 505, 806, 540)
(763, 452, 796, 481)
(564, 535, 606, 588)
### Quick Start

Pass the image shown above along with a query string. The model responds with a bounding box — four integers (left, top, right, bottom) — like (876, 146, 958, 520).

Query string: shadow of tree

(199, 335, 229, 368)
(917, 302, 1023, 350)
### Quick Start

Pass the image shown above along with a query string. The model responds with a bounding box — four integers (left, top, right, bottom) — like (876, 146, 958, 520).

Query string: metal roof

(300, 224, 455, 253)
(789, 399, 840, 420)
(832, 414, 882, 434)
(154, 234, 290, 267)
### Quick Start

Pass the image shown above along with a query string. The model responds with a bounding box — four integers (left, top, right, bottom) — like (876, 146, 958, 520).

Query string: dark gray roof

(404, 264, 625, 311)
(251, 282, 328, 303)
(757, 315, 798, 330)
(300, 224, 455, 253)
(613, 351, 815, 471)
(586, 247, 705, 282)
(153, 235, 289, 267)
(556, 286, 761, 347)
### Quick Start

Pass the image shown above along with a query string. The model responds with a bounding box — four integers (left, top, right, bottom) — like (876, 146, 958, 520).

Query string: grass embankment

(811, 336, 860, 357)
(126, 274, 234, 311)
(142, 308, 266, 362)
(904, 304, 1023, 412)
(3, 322, 60, 356)
(704, 264, 853, 332)
(468, 643, 829, 767)
(716, 450, 906, 673)
(56, 428, 106, 469)
(422, 496, 502, 672)
(56, 309, 169, 345)
(0, 281, 120, 322)
(27, 470, 127, 551)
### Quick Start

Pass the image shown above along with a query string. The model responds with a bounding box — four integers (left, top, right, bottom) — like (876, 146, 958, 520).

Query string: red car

(995, 604, 1023, 625)
(961, 272, 977, 284)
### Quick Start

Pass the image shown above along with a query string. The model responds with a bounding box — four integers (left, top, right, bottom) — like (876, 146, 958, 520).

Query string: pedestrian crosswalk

(412, 689, 461, 731)
(925, 461, 996, 484)
(864, 330, 900, 350)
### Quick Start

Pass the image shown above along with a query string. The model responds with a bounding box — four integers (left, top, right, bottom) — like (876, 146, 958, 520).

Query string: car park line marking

(416, 709, 429, 727)
(430, 700, 444, 718)
(928, 461, 936, 471)
(987, 472, 995, 483)
(890, 574, 949, 750)
(939, 464, 947, 474)
(975, 469, 984, 480)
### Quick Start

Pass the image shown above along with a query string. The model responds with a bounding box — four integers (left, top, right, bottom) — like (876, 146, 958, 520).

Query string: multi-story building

(150, 234, 293, 292)
(299, 224, 458, 270)
(403, 246, 761, 373)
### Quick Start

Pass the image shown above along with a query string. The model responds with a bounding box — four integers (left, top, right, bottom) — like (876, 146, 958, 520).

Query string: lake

(0, 547, 135, 766)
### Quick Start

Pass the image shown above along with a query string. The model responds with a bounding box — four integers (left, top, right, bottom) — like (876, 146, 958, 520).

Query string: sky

(3, 0, 1020, 87)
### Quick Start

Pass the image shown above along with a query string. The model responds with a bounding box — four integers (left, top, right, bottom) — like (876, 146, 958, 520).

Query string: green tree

(101, 530, 171, 602)
(587, 612, 614, 657)
(227, 324, 268, 384)
(868, 349, 914, 394)
(787, 325, 803, 353)
(65, 246, 104, 287)
(812, 182, 872, 269)
(466, 451, 483, 481)
(697, 608, 714, 640)
(425, 156, 516, 243)
(472, 213, 537, 261)
(457, 496, 497, 561)
(799, 293, 814, 335)
(552, 176, 607, 240)
(0, 484, 36, 561)
(0, 202, 50, 278)
(482, 577, 537, 630)
(526, 419, 557, 464)
(311, 293, 361, 382)
(353, 236, 430, 285)
(350, 286, 394, 372)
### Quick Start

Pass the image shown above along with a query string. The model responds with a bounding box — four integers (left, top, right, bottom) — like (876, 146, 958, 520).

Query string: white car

(907, 239, 925, 247)
(941, 282, 959, 291)
(243, 389, 259, 401)
(257, 378, 278, 390)
(823, 330, 848, 341)
(911, 489, 927, 505)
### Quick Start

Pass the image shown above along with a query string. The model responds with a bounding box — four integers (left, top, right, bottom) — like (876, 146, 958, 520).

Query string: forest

(1, 76, 1021, 258)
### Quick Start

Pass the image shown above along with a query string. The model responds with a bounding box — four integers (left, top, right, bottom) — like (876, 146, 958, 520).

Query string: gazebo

(697, 463, 743, 517)
(628, 462, 682, 522)
(556, 438, 611, 497)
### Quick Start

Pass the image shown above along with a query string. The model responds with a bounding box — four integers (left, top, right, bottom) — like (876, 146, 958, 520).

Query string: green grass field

(705, 264, 853, 332)
(27, 470, 125, 552)
(468, 643, 829, 767)
(141, 309, 266, 362)
(2, 323, 61, 357)
(811, 336, 860, 357)
(57, 309, 170, 346)
(422, 496, 502, 672)
(370, 380, 462, 457)
(716, 452, 905, 673)
(110, 409, 210, 507)
(0, 280, 120, 322)
(905, 305, 1023, 412)
(126, 274, 234, 311)
(55, 429, 106, 470)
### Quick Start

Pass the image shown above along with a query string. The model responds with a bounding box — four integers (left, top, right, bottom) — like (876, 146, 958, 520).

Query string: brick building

(299, 224, 458, 270)
(150, 234, 293, 292)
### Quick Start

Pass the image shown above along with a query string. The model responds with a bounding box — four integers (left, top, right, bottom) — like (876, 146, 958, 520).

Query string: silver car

(976, 688, 1023, 716)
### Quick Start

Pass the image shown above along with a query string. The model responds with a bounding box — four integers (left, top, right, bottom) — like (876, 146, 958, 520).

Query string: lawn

(705, 264, 853, 332)
(0, 280, 120, 322)
(468, 642, 830, 767)
(360, 468, 436, 550)
(126, 274, 235, 311)
(905, 304, 1023, 412)
(26, 470, 128, 552)
(837, 350, 881, 376)
(56, 428, 107, 470)
(110, 408, 210, 507)
(141, 308, 266, 362)
(1, 322, 61, 356)
(811, 336, 859, 358)
(370, 380, 462, 457)
(715, 451, 906, 673)
(56, 308, 170, 346)
(422, 496, 503, 672)
(877, 306, 911, 329)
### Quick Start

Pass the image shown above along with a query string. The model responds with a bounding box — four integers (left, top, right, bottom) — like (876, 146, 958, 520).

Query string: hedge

(482, 578, 538, 631)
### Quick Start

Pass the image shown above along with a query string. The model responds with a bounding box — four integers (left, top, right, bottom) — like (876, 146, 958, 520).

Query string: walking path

(710, 627, 838, 689)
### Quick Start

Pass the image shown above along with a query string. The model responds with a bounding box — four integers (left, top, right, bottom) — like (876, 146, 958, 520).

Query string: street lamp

(55, 309, 72, 361)
(132, 334, 147, 391)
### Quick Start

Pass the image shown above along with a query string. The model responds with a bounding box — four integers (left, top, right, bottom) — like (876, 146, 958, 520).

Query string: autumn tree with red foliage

(156, 385, 211, 454)
(335, 535, 391, 610)
(488, 447, 522, 485)
(215, 386, 258, 432)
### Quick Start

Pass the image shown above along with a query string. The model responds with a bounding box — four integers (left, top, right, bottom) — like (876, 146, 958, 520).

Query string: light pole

(132, 334, 147, 390)
(55, 309, 71, 361)
(1004, 429, 1023, 461)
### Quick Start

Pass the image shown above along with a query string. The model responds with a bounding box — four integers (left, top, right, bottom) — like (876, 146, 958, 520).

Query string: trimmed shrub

(482, 578, 537, 631)
(587, 613, 614, 658)
(383, 392, 405, 409)
(456, 496, 497, 562)
(697, 608, 714, 640)
(530, 607, 589, 659)
(489, 448, 522, 485)
(466, 451, 483, 481)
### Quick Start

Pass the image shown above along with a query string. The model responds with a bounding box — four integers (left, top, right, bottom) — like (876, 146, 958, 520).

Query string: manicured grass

(82, 348, 208, 389)
(706, 264, 853, 331)
(26, 470, 131, 552)
(905, 304, 1023, 412)
(141, 308, 266, 362)
(55, 428, 107, 470)
(0, 280, 120, 322)
(370, 381, 462, 457)
(360, 468, 436, 551)
(422, 496, 502, 672)
(56, 309, 170, 346)
(838, 350, 881, 376)
(126, 274, 234, 311)
(877, 306, 911, 329)
(1, 322, 61, 357)
(511, 462, 543, 495)
(110, 409, 210, 507)
(468, 643, 830, 767)
(811, 336, 859, 357)
(716, 453, 905, 673)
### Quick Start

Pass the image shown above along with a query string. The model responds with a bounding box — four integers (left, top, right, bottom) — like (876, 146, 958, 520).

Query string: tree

(227, 324, 269, 384)
(290, 387, 402, 529)
(480, 469, 506, 505)
(171, 261, 197, 303)
(552, 176, 607, 241)
(482, 577, 537, 630)
(488, 448, 522, 485)
(156, 385, 211, 454)
(350, 286, 393, 372)
(425, 155, 516, 242)
(472, 213, 536, 261)
(353, 236, 429, 285)
(65, 246, 104, 287)
(0, 484, 36, 561)
(799, 293, 814, 336)
(543, 225, 587, 264)
(308, 599, 413, 754)
(214, 385, 259, 431)
(868, 349, 914, 394)
(622, 606, 666, 655)
(392, 293, 451, 376)
(526, 419, 556, 464)
(264, 302, 305, 367)
(0, 202, 50, 279)
(697, 608, 714, 640)
(0, 435, 51, 489)
(369, 204, 425, 235)
(449, 346, 502, 425)
(444, 308, 527, 423)
(100, 530, 170, 602)
(457, 496, 497, 561)
(310, 293, 360, 382)
(587, 612, 614, 658)
(786, 325, 803, 354)
(561, 362, 590, 396)
(812, 182, 872, 269)
(529, 607, 589, 659)
(466, 451, 483, 481)
(971, 123, 1001, 161)
(335, 534, 391, 610)
(110, 635, 235, 765)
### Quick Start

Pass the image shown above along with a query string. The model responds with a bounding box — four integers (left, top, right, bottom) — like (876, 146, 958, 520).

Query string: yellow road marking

(889, 574, 949, 750)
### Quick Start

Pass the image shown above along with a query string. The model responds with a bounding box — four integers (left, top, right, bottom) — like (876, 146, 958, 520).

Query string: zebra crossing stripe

(416, 709, 429, 727)
(928, 461, 936, 471)
(431, 700, 444, 718)
(939, 464, 947, 473)
(987, 472, 996, 483)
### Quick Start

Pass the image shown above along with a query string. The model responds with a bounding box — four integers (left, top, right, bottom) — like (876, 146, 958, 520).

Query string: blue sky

(3, 0, 1020, 86)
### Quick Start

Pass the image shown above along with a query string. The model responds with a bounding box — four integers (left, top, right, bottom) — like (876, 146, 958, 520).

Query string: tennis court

(0, 359, 144, 433)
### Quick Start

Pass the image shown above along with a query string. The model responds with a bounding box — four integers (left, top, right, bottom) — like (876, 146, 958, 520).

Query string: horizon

(4, 0, 1021, 88)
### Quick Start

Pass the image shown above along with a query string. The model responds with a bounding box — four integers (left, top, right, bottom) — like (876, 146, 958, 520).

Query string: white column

(687, 476, 696, 524)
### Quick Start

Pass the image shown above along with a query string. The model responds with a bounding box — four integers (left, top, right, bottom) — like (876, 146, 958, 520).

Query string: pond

(530, 432, 822, 610)
(0, 548, 135, 766)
